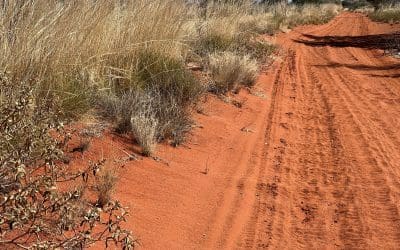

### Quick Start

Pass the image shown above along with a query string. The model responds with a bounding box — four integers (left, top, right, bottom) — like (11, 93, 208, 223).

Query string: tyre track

(238, 12, 400, 249)
(198, 12, 400, 250)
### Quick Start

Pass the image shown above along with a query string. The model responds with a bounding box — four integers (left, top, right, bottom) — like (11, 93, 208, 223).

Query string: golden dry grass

(369, 3, 400, 23)
(0, 0, 341, 153)
(208, 51, 259, 93)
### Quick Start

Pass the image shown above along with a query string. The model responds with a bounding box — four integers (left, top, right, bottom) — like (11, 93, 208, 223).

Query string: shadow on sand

(311, 62, 400, 78)
(293, 32, 400, 50)
(294, 32, 400, 78)
(313, 62, 400, 71)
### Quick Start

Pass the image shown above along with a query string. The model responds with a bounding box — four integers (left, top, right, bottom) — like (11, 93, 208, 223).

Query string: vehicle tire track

(237, 12, 400, 249)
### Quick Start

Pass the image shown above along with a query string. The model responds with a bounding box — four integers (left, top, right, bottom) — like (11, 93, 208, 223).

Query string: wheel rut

(229, 12, 400, 249)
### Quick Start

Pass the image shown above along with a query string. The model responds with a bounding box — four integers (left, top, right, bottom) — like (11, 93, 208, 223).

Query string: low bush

(0, 74, 134, 249)
(97, 50, 204, 149)
(131, 111, 158, 156)
(234, 36, 277, 61)
(97, 90, 194, 149)
(193, 18, 276, 65)
(133, 50, 204, 108)
(58, 79, 92, 119)
(208, 51, 259, 93)
(96, 168, 118, 207)
(238, 13, 283, 35)
(285, 4, 341, 27)
(194, 31, 235, 56)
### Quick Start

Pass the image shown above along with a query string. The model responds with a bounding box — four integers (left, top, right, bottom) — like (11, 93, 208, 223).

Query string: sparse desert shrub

(0, 74, 134, 249)
(131, 110, 159, 156)
(57, 77, 93, 119)
(96, 168, 118, 207)
(208, 52, 259, 93)
(97, 50, 204, 148)
(234, 36, 277, 61)
(208, 52, 241, 92)
(284, 4, 340, 27)
(193, 15, 276, 64)
(238, 13, 282, 35)
(194, 31, 235, 56)
(134, 50, 204, 108)
(369, 4, 400, 23)
(154, 96, 193, 146)
(192, 9, 254, 57)
(97, 90, 154, 134)
(98, 87, 194, 148)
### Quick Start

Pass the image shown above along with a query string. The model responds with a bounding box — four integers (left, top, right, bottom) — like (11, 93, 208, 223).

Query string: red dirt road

(237, 13, 400, 249)
(83, 13, 400, 249)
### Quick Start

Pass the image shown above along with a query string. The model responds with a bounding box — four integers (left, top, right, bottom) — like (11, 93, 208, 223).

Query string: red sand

(71, 13, 400, 249)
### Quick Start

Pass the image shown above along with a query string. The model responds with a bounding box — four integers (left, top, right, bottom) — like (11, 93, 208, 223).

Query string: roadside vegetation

(369, 3, 400, 23)
(0, 0, 341, 247)
(365, 1, 400, 54)
(0, 0, 341, 154)
(0, 76, 135, 249)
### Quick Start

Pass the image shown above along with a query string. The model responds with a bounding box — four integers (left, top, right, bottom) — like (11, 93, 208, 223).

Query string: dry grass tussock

(281, 3, 342, 27)
(131, 111, 158, 157)
(96, 167, 118, 208)
(208, 51, 259, 93)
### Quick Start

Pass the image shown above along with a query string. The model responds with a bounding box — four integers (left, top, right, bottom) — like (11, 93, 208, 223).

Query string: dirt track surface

(235, 13, 400, 249)
(85, 13, 400, 249)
